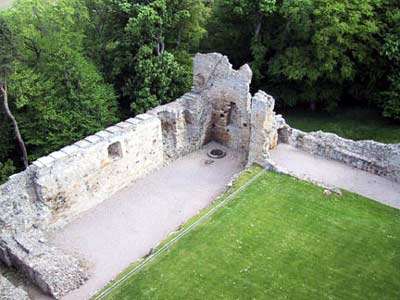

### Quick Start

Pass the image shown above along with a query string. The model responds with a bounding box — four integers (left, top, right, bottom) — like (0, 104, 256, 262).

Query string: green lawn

(99, 167, 400, 300)
(283, 108, 400, 144)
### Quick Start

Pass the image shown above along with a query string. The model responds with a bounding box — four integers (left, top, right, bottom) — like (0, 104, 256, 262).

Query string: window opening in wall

(108, 141, 123, 160)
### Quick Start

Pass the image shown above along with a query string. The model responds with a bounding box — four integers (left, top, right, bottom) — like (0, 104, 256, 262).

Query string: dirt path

(271, 143, 400, 209)
(30, 142, 245, 300)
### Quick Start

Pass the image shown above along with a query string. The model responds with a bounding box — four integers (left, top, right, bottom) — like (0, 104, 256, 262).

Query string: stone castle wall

(0, 53, 263, 298)
(33, 114, 164, 225)
(1, 52, 399, 299)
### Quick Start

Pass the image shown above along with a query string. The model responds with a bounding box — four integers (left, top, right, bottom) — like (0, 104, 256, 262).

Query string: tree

(0, 160, 16, 184)
(1, 0, 119, 159)
(377, 0, 400, 120)
(0, 16, 28, 168)
(85, 0, 206, 114)
(266, 0, 380, 110)
(125, 46, 191, 114)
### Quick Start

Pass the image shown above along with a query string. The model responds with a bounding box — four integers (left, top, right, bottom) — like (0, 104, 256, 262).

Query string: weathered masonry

(1, 53, 399, 299)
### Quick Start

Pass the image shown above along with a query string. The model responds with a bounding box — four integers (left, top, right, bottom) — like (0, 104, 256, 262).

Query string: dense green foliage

(0, 159, 15, 183)
(0, 0, 207, 170)
(83, 0, 206, 113)
(99, 168, 400, 300)
(204, 0, 400, 116)
(0, 0, 119, 162)
(0, 0, 399, 179)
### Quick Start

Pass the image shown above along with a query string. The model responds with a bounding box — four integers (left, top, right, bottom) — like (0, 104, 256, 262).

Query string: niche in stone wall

(277, 127, 291, 144)
(108, 141, 123, 160)
(227, 102, 238, 126)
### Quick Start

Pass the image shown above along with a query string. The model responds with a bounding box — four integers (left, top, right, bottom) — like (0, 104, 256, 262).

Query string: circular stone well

(207, 148, 227, 159)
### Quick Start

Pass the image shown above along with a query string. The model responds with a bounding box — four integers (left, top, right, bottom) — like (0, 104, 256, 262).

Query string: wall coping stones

(125, 118, 140, 125)
(84, 135, 103, 144)
(135, 113, 152, 121)
(49, 151, 68, 160)
(105, 125, 123, 134)
(36, 156, 56, 167)
(60, 145, 80, 156)
(115, 121, 132, 129)
(74, 139, 92, 149)
(95, 130, 113, 139)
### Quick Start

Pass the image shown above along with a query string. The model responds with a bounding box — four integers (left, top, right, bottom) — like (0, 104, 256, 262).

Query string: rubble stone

(0, 230, 88, 299)
(0, 274, 29, 300)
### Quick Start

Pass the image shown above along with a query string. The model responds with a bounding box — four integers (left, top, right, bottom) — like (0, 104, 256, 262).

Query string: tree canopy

(0, 0, 399, 182)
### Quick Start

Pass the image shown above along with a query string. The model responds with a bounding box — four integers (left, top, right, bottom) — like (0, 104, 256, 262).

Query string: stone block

(74, 140, 92, 149)
(0, 274, 29, 300)
(0, 231, 88, 299)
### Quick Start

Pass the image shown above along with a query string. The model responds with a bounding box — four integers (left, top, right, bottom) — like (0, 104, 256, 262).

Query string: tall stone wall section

(247, 91, 280, 166)
(193, 53, 253, 152)
(148, 92, 211, 161)
(148, 53, 254, 162)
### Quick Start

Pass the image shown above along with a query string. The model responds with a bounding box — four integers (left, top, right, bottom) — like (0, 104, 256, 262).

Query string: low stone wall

(280, 126, 400, 183)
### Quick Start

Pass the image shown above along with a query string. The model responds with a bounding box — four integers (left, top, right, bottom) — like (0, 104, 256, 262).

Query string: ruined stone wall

(0, 53, 258, 298)
(148, 92, 211, 161)
(0, 169, 49, 235)
(247, 91, 279, 166)
(193, 53, 253, 152)
(280, 126, 400, 183)
(33, 114, 164, 225)
(0, 52, 255, 235)
(3, 52, 399, 299)
(0, 114, 164, 298)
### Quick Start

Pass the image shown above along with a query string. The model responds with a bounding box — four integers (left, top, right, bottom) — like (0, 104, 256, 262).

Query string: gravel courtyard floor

(30, 142, 245, 300)
(270, 143, 400, 209)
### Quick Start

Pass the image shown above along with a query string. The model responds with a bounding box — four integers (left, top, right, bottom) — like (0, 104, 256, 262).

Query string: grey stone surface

(0, 273, 29, 300)
(248, 91, 278, 166)
(0, 168, 49, 235)
(194, 53, 253, 151)
(0, 230, 88, 299)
